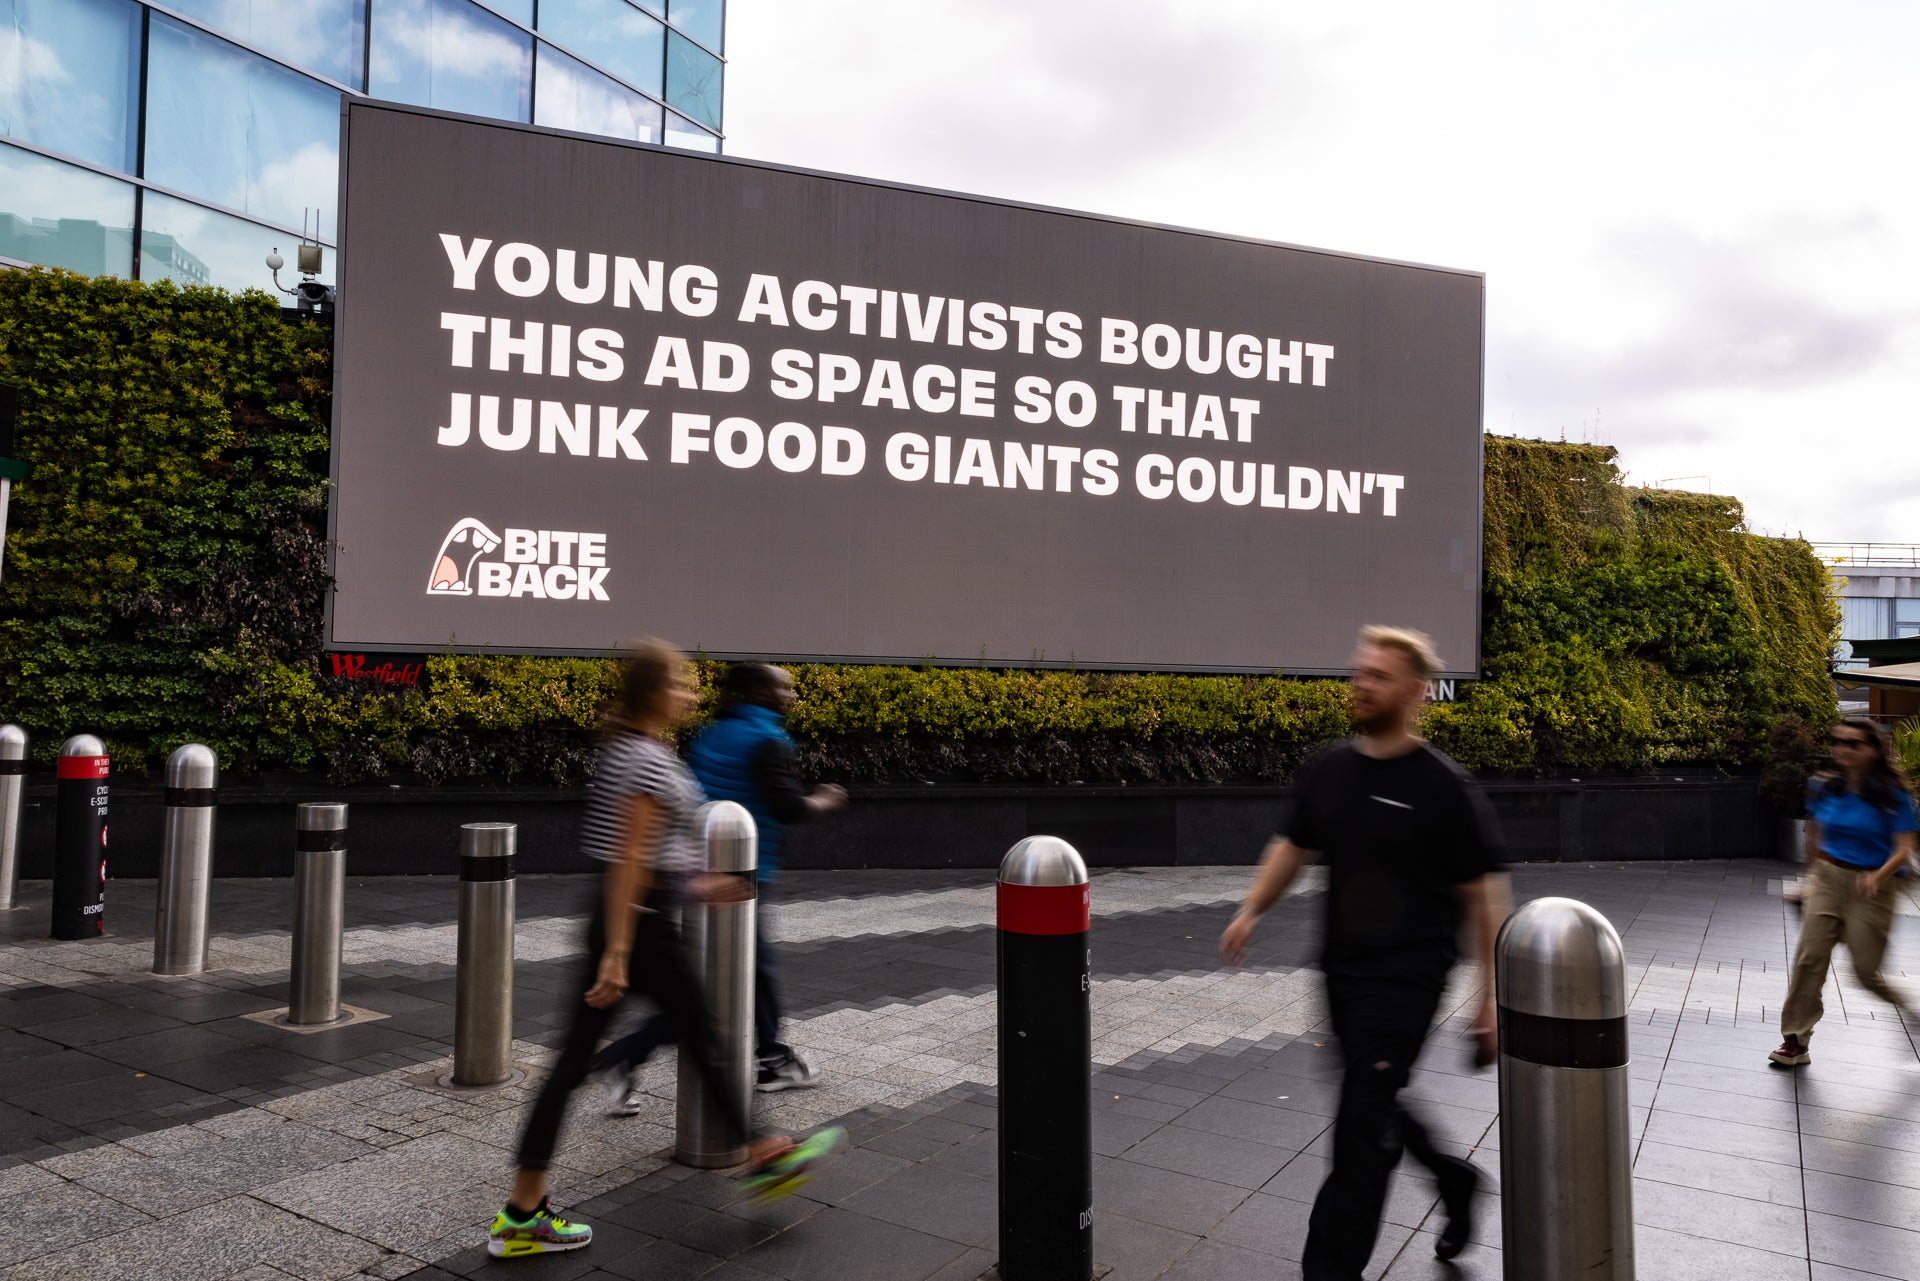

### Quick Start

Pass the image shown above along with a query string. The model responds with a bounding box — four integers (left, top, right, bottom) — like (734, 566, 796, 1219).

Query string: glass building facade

(0, 0, 724, 292)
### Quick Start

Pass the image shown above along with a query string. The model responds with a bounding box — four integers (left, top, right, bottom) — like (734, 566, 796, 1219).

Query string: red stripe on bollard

(56, 755, 109, 780)
(996, 880, 1090, 935)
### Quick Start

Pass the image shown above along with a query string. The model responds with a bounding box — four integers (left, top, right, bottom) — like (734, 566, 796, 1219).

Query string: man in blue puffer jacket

(688, 664, 847, 1091)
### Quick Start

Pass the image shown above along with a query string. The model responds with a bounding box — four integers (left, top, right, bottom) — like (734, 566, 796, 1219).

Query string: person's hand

(811, 783, 849, 814)
(1219, 910, 1259, 967)
(585, 952, 628, 1009)
(691, 873, 753, 904)
(1856, 870, 1890, 900)
(1471, 999, 1499, 1068)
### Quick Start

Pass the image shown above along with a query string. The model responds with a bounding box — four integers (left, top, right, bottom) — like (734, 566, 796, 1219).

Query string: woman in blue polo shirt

(1771, 719, 1917, 1066)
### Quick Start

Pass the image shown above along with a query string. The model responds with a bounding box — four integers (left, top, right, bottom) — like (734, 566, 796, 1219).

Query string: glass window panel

(475, 0, 531, 24)
(534, 44, 660, 144)
(369, 0, 532, 123)
(140, 189, 335, 294)
(166, 0, 367, 89)
(0, 0, 141, 171)
(1840, 597, 1892, 641)
(663, 110, 717, 153)
(1896, 598, 1920, 624)
(0, 141, 134, 275)
(146, 16, 341, 234)
(537, 0, 663, 98)
(666, 0, 721, 55)
(664, 30, 720, 131)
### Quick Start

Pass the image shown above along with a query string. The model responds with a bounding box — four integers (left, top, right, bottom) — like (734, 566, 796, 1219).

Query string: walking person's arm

(1458, 872, 1512, 1065)
(586, 795, 661, 1009)
(754, 740, 847, 821)
(1220, 837, 1312, 965)
(1859, 829, 1916, 899)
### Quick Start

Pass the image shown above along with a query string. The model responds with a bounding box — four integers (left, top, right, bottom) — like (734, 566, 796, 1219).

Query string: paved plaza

(0, 858, 1915, 1280)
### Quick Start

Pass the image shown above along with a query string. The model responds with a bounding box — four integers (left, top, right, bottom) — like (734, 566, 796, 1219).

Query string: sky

(724, 1, 1920, 544)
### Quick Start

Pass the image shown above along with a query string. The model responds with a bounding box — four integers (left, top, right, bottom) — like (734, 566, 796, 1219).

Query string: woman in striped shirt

(489, 640, 790, 1259)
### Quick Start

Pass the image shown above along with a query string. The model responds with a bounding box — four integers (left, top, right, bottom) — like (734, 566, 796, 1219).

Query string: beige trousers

(1780, 858, 1910, 1041)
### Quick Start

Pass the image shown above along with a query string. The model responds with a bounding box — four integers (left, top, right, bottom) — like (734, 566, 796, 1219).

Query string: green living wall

(0, 271, 1837, 783)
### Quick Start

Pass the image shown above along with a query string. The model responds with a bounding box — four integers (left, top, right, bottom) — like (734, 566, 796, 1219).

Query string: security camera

(295, 279, 336, 316)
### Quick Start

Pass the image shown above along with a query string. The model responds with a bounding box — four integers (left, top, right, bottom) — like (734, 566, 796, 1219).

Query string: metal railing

(1812, 541, 1920, 569)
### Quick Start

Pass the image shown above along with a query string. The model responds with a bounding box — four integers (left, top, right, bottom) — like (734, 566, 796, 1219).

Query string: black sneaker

(1434, 1161, 1480, 1260)
(755, 1053, 819, 1092)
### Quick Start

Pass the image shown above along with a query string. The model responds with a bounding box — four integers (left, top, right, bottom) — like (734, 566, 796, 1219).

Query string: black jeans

(755, 882, 789, 1066)
(515, 905, 755, 1171)
(1301, 974, 1476, 1281)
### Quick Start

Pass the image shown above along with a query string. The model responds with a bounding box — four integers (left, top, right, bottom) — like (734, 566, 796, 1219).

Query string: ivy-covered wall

(0, 270, 1837, 784)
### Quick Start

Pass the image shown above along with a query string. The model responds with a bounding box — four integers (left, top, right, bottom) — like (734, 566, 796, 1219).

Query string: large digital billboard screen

(330, 101, 1484, 675)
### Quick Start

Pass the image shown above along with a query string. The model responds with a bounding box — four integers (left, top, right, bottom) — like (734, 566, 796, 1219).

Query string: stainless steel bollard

(1497, 897, 1635, 1281)
(289, 802, 347, 1025)
(0, 725, 24, 910)
(452, 822, 516, 1086)
(153, 744, 217, 975)
(674, 801, 757, 1168)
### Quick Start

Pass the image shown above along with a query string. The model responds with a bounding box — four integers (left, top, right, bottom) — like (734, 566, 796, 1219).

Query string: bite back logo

(427, 518, 610, 601)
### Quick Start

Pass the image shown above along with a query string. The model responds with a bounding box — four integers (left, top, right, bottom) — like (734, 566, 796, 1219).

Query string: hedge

(0, 269, 1838, 784)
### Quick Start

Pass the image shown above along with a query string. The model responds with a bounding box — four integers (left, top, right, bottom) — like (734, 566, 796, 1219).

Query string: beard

(1353, 704, 1409, 737)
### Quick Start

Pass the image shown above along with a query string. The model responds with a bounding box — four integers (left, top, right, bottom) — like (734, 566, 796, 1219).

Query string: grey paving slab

(0, 859, 1910, 1278)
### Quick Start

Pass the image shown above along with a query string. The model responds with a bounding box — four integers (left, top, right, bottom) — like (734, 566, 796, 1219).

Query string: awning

(1832, 661, 1920, 690)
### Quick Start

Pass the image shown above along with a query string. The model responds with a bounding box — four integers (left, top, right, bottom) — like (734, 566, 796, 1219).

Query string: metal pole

(153, 744, 217, 975)
(996, 835, 1093, 1281)
(51, 734, 108, 939)
(452, 822, 516, 1087)
(675, 801, 757, 1168)
(0, 725, 25, 910)
(288, 802, 347, 1025)
(1497, 896, 1635, 1280)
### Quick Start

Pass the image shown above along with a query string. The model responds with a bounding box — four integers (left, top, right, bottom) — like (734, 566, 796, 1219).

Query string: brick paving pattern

(0, 860, 1913, 1279)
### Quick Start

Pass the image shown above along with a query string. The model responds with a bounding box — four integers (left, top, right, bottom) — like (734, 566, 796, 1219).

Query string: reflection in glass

(534, 44, 661, 145)
(369, 0, 532, 124)
(536, 0, 664, 97)
(666, 0, 722, 55)
(0, 0, 141, 171)
(0, 142, 135, 276)
(140, 189, 335, 294)
(166, 0, 368, 89)
(146, 16, 341, 234)
(663, 111, 718, 154)
(476, 0, 532, 23)
(664, 31, 721, 131)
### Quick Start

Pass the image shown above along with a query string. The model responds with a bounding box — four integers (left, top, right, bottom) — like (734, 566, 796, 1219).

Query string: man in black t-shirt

(1220, 626, 1508, 1280)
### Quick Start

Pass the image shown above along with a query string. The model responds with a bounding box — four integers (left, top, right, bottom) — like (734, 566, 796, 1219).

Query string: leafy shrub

(0, 271, 1839, 784)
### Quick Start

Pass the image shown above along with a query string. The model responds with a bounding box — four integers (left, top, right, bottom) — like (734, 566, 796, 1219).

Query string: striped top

(582, 732, 707, 898)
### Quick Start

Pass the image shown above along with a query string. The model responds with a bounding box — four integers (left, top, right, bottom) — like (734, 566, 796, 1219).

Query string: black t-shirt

(1282, 740, 1503, 982)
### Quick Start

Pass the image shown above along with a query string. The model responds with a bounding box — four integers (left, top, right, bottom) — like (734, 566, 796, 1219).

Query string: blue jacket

(687, 703, 795, 881)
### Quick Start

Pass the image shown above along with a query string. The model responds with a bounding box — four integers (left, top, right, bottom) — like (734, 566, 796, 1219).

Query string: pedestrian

(1770, 717, 1917, 1067)
(688, 663, 847, 1092)
(1219, 626, 1508, 1280)
(489, 640, 790, 1259)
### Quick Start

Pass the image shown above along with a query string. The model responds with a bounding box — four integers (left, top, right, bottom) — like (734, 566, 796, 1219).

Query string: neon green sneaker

(487, 1199, 593, 1257)
(738, 1127, 848, 1202)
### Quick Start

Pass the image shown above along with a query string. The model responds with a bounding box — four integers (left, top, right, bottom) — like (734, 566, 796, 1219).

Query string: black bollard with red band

(52, 734, 108, 939)
(996, 835, 1093, 1281)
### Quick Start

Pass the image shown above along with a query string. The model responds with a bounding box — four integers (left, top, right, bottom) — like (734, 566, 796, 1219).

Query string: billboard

(331, 100, 1484, 675)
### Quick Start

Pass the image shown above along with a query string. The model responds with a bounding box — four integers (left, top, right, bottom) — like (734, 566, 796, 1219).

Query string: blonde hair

(1358, 625, 1441, 681)
(607, 637, 684, 727)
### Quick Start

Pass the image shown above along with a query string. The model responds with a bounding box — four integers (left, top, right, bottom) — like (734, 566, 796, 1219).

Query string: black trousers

(515, 906, 754, 1171)
(1301, 974, 1476, 1281)
(754, 882, 789, 1066)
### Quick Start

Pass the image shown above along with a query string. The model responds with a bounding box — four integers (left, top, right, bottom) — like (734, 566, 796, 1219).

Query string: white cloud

(724, 0, 1920, 541)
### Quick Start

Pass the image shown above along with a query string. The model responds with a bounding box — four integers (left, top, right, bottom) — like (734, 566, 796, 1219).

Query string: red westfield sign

(328, 653, 428, 687)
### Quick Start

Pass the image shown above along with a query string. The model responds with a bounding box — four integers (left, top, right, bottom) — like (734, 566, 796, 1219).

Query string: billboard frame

(326, 97, 1486, 679)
